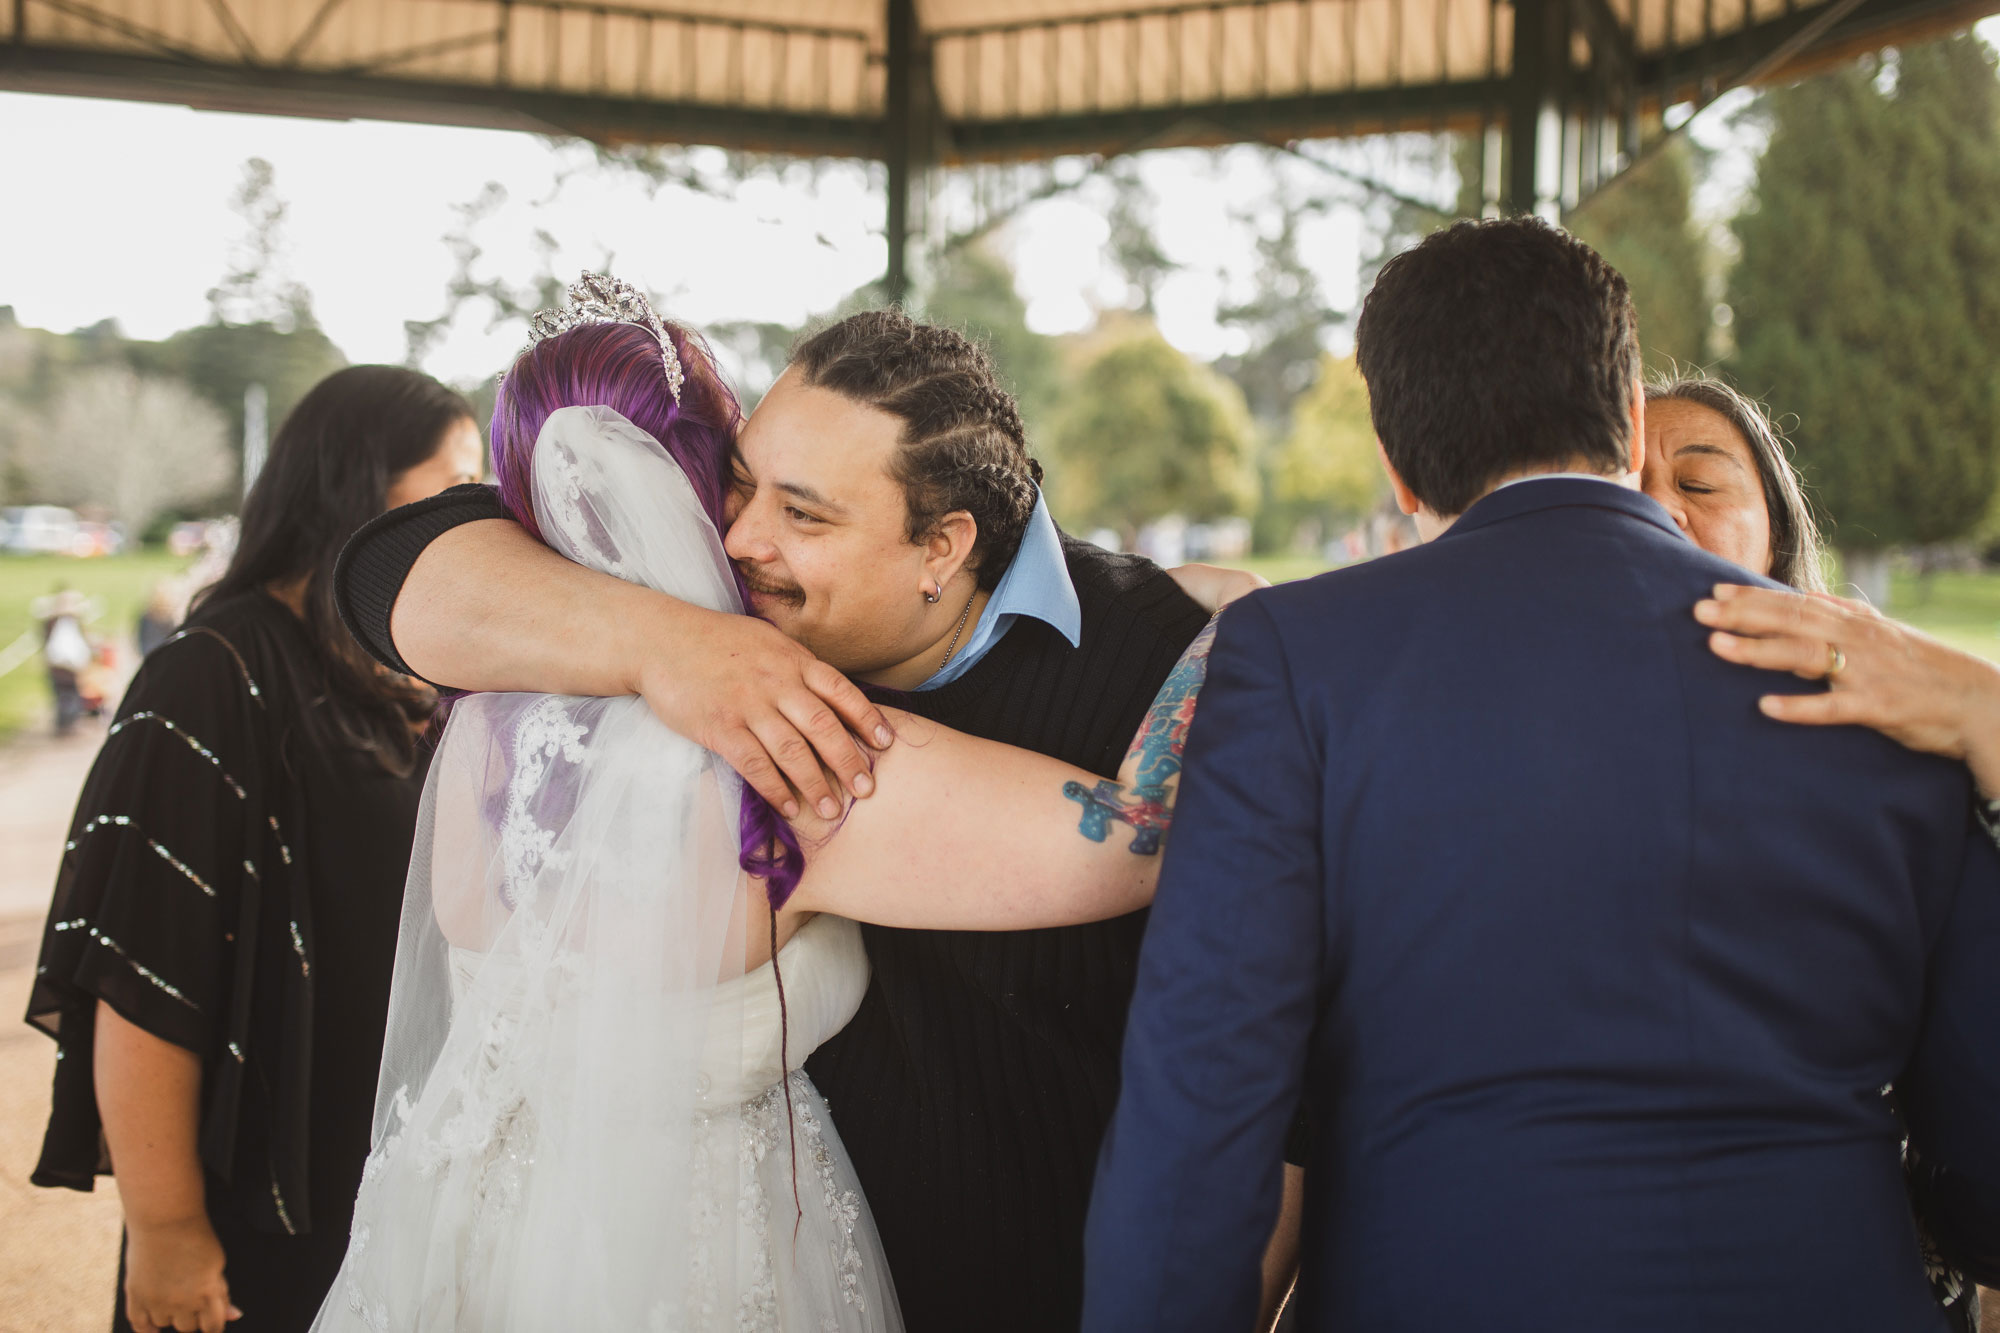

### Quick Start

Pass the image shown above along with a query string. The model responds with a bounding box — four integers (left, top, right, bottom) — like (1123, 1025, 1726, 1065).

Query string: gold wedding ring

(1825, 644, 1847, 680)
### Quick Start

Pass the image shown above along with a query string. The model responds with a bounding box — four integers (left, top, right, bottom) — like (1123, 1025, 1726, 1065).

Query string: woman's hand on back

(1696, 582, 2000, 799)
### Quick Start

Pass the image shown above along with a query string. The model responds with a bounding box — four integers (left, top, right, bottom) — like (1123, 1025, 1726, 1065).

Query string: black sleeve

(1283, 1106, 1313, 1167)
(333, 483, 512, 681)
(27, 632, 260, 1189)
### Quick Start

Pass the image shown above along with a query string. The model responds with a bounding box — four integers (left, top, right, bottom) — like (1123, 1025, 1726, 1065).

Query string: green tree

(1103, 163, 1179, 317)
(1425, 128, 1712, 373)
(127, 154, 350, 494)
(1270, 354, 1388, 530)
(1045, 322, 1258, 539)
(1729, 34, 2000, 600)
(18, 367, 233, 531)
(129, 321, 347, 489)
(1216, 182, 1341, 428)
(1568, 137, 1713, 372)
(208, 158, 316, 332)
(920, 241, 1061, 436)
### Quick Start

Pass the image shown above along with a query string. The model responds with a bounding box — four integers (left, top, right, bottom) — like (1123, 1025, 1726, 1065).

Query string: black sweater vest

(805, 537, 1208, 1333)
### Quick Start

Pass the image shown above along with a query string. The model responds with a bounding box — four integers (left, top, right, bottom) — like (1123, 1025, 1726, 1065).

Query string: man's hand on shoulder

(635, 604, 895, 820)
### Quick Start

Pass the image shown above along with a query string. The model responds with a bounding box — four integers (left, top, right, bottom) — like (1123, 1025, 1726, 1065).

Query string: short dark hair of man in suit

(1356, 217, 1643, 515)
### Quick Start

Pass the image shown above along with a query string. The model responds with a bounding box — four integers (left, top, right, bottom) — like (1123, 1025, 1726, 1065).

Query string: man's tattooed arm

(1065, 614, 1221, 855)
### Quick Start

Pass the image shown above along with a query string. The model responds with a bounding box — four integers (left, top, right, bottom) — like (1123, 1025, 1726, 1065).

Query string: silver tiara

(524, 272, 684, 403)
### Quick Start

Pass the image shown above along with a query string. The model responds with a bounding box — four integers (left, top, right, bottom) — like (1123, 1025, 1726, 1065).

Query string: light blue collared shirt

(918, 489, 1081, 689)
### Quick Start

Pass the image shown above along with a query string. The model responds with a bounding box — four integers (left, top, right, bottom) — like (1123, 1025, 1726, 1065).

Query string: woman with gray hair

(1640, 371, 1827, 591)
(1651, 369, 1987, 1332)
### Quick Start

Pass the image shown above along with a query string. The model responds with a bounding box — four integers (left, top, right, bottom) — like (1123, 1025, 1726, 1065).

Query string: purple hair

(490, 319, 806, 908)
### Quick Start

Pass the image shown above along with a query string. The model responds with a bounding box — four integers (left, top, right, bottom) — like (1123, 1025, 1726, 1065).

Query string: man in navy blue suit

(1082, 218, 2000, 1332)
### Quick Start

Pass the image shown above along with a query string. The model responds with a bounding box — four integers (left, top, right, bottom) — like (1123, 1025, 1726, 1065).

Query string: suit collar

(1441, 475, 1685, 543)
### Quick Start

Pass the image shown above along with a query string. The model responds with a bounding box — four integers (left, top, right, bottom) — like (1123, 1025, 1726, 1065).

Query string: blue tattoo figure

(1065, 616, 1218, 855)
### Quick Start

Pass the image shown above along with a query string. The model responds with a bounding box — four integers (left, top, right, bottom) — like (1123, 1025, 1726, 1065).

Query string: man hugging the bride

(316, 277, 1250, 1331)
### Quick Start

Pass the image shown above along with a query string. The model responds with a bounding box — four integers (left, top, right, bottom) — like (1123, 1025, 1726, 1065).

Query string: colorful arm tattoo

(1064, 614, 1220, 855)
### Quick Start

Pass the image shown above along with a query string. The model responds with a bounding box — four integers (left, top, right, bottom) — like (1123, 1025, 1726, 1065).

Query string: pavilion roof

(5, 0, 1993, 160)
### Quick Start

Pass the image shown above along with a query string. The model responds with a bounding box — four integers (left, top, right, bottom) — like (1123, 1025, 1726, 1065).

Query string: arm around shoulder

(783, 708, 1160, 930)
(363, 508, 895, 817)
(334, 483, 510, 679)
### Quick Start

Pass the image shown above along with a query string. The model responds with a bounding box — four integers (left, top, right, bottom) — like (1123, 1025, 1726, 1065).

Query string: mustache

(736, 565, 807, 606)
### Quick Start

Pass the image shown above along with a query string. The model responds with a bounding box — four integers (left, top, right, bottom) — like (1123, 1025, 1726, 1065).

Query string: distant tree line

(0, 159, 348, 539)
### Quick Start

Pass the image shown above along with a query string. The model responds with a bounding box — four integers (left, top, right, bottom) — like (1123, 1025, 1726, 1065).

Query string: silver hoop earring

(924, 586, 942, 604)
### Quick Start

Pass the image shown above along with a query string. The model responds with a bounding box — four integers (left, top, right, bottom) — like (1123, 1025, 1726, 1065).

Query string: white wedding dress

(313, 406, 901, 1332)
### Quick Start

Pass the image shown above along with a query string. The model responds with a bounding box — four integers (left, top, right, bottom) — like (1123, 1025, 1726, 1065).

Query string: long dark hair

(1644, 372, 1828, 592)
(199, 365, 473, 776)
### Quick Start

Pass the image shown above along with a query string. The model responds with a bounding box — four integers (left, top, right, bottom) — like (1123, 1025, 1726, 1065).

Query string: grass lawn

(1882, 570, 2000, 664)
(0, 551, 194, 740)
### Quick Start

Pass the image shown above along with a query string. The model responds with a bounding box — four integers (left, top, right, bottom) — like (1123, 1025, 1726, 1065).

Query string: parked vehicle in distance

(1, 506, 81, 555)
(71, 520, 125, 557)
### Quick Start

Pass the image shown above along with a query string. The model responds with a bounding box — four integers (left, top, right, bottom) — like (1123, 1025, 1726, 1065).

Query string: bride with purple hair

(311, 277, 1223, 1332)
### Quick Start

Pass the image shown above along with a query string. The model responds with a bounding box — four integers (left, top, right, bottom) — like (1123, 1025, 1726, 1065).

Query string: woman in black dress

(26, 365, 481, 1333)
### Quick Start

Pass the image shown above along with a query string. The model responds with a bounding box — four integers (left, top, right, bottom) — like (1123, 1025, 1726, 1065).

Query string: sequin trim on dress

(67, 815, 219, 899)
(270, 1171, 296, 1234)
(162, 627, 264, 704)
(82, 928, 200, 1010)
(106, 712, 248, 800)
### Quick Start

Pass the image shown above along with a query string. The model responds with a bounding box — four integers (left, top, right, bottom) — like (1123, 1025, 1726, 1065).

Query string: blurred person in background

(138, 579, 191, 659)
(36, 585, 96, 734)
(24, 365, 481, 1333)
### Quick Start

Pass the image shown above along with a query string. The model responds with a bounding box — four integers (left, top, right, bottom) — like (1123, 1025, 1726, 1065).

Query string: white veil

(317, 405, 760, 1331)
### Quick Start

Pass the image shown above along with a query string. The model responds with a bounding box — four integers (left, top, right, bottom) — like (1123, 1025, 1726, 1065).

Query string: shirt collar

(1446, 473, 1683, 543)
(1493, 470, 1636, 491)
(918, 488, 1081, 690)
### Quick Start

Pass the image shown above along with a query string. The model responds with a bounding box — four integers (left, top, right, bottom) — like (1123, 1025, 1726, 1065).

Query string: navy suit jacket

(1083, 478, 2000, 1333)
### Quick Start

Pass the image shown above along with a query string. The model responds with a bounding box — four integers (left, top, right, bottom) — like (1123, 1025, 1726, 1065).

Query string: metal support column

(1505, 0, 1554, 216)
(884, 0, 917, 305)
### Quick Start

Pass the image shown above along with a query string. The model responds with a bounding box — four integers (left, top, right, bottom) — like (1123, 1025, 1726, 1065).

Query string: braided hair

(790, 310, 1043, 592)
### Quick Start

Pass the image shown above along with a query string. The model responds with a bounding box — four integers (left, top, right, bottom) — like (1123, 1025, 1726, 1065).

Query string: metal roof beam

(943, 78, 1510, 162)
(1570, 0, 1638, 79)
(1633, 0, 1990, 90)
(0, 43, 886, 156)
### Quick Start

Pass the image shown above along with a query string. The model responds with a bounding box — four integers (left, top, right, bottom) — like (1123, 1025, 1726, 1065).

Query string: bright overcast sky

(0, 90, 1379, 383)
(4, 17, 1994, 388)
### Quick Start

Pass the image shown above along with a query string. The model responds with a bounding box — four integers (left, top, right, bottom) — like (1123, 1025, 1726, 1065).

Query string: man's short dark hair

(1355, 217, 1641, 516)
(790, 310, 1042, 591)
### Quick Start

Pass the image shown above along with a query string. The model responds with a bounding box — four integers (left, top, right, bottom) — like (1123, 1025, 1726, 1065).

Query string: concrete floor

(0, 720, 124, 1333)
